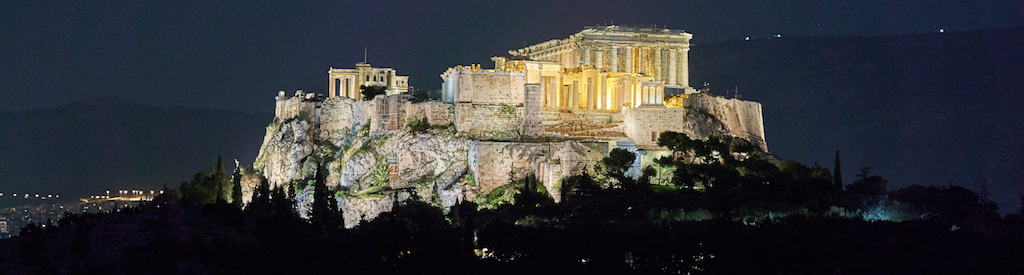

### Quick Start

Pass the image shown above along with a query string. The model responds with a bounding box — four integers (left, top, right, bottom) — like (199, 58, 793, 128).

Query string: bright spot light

(745, 36, 750, 41)
(940, 28, 944, 33)
(775, 33, 782, 38)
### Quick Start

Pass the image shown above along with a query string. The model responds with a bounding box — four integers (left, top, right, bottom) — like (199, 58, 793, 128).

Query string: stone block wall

(623, 96, 766, 151)
(275, 96, 318, 122)
(678, 97, 767, 151)
(455, 103, 524, 140)
(402, 101, 454, 126)
(470, 141, 609, 201)
(523, 84, 543, 136)
(623, 107, 689, 148)
(319, 97, 355, 139)
(456, 70, 526, 105)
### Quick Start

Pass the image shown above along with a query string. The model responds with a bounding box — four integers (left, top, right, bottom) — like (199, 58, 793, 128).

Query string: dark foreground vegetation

(2, 133, 1022, 275)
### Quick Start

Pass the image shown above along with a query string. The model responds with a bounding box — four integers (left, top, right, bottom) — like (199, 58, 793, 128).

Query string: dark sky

(3, 0, 1023, 112)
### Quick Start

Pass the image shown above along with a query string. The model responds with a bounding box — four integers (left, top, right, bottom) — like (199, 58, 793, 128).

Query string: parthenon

(509, 25, 696, 92)
(443, 25, 698, 113)
(435, 25, 765, 151)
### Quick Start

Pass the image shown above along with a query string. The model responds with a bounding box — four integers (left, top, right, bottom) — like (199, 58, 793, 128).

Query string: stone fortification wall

(623, 107, 721, 148)
(470, 141, 608, 202)
(300, 94, 457, 142)
(455, 104, 524, 140)
(680, 96, 767, 151)
(444, 68, 535, 140)
(275, 95, 319, 122)
(319, 97, 357, 140)
(456, 69, 526, 105)
(522, 84, 542, 136)
(622, 96, 766, 151)
(402, 101, 453, 126)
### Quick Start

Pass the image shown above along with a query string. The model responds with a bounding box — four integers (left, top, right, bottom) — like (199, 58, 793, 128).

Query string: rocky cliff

(254, 97, 474, 228)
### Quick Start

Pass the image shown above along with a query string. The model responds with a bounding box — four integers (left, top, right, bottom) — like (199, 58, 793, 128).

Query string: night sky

(5, 0, 1023, 111)
(2, 1, 1023, 211)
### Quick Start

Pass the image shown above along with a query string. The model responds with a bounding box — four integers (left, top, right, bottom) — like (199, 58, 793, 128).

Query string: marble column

(639, 47, 647, 75)
(584, 48, 592, 66)
(681, 47, 690, 87)
(329, 77, 336, 98)
(654, 47, 662, 82)
(669, 49, 678, 86)
(610, 47, 618, 72)
(624, 46, 633, 73)
(595, 50, 603, 69)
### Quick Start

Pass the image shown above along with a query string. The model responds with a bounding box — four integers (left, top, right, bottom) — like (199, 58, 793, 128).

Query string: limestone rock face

(254, 119, 315, 190)
(254, 108, 474, 227)
(254, 92, 766, 228)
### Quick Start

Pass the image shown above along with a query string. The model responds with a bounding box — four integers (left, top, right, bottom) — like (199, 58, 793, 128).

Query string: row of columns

(328, 75, 359, 99)
(539, 75, 667, 111)
(576, 46, 688, 87)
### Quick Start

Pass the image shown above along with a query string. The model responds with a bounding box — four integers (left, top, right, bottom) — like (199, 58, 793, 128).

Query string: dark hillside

(0, 96, 271, 207)
(690, 27, 1024, 214)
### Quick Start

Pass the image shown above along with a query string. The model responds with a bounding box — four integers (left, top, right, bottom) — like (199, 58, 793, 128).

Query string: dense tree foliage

(360, 85, 387, 100)
(310, 161, 342, 232)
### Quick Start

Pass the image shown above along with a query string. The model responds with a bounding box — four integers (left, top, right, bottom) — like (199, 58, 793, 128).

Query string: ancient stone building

(328, 62, 409, 100)
(439, 25, 765, 151)
(508, 25, 697, 93)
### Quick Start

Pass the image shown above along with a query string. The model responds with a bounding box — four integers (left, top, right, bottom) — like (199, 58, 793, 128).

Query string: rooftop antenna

(363, 45, 367, 64)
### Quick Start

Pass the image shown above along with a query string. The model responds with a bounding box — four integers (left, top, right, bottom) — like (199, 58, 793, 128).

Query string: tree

(1018, 194, 1024, 216)
(833, 151, 842, 190)
(847, 167, 887, 196)
(601, 148, 636, 183)
(973, 175, 990, 203)
(271, 186, 297, 218)
(215, 156, 228, 203)
(855, 166, 873, 182)
(246, 175, 272, 215)
(560, 172, 601, 202)
(360, 85, 387, 100)
(231, 161, 243, 209)
(310, 161, 340, 229)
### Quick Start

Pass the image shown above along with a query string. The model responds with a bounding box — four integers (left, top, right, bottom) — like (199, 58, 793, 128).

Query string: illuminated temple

(442, 25, 698, 113)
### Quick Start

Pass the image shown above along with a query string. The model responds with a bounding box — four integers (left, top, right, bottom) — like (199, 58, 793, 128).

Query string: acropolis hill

(254, 25, 766, 227)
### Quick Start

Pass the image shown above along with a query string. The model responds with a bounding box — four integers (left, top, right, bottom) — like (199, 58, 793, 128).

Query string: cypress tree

(215, 156, 227, 203)
(231, 163, 243, 209)
(247, 175, 272, 215)
(833, 150, 842, 190)
(311, 161, 339, 228)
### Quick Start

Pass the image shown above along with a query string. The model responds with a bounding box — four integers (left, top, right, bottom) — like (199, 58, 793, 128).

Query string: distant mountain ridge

(0, 96, 271, 207)
(689, 26, 1024, 214)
